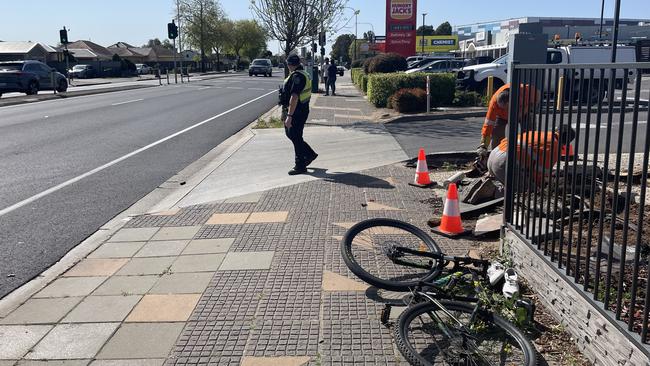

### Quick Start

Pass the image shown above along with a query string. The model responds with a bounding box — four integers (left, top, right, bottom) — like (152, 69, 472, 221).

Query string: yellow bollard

(556, 76, 565, 110)
(486, 76, 494, 101)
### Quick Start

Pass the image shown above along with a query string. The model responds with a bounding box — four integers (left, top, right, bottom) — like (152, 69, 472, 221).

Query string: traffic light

(320, 46, 325, 57)
(59, 27, 68, 45)
(311, 42, 317, 54)
(167, 21, 178, 40)
(318, 31, 326, 46)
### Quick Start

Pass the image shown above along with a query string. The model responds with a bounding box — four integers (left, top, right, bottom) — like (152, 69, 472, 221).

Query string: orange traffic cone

(409, 148, 434, 188)
(431, 183, 469, 237)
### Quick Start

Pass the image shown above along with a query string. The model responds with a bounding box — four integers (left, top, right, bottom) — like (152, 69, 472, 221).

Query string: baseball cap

(287, 54, 301, 66)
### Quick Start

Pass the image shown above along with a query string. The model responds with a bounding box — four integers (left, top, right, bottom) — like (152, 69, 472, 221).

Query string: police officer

(281, 54, 318, 175)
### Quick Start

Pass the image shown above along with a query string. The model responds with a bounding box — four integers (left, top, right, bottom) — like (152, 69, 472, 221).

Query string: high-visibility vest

(284, 70, 312, 104)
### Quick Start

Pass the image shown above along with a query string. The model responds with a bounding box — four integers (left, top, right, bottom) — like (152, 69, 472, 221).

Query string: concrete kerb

(0, 102, 277, 317)
(385, 110, 486, 124)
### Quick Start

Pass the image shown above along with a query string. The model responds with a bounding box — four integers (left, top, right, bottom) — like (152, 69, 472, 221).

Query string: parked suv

(136, 64, 152, 75)
(249, 59, 273, 77)
(0, 60, 68, 97)
(68, 64, 96, 79)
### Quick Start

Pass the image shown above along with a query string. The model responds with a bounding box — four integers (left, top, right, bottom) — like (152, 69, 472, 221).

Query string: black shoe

(305, 153, 318, 167)
(288, 166, 308, 175)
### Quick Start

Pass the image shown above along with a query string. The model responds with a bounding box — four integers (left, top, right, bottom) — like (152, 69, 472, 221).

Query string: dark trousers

(325, 77, 336, 95)
(285, 110, 317, 168)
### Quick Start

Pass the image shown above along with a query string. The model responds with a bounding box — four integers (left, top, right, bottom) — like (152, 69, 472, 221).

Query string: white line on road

(0, 90, 276, 218)
(111, 99, 144, 106)
(227, 87, 244, 89)
(198, 86, 211, 90)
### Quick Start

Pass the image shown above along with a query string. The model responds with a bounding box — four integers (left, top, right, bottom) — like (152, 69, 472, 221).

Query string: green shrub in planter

(367, 52, 408, 74)
(360, 74, 369, 93)
(350, 59, 364, 68)
(452, 91, 487, 107)
(367, 72, 455, 108)
(350, 68, 362, 85)
(391, 88, 427, 113)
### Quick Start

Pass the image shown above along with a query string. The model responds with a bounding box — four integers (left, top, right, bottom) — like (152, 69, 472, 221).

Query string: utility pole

(354, 10, 359, 60)
(599, 0, 606, 40)
(611, 0, 621, 62)
(177, 0, 184, 80)
(421, 13, 427, 55)
(200, 1, 205, 73)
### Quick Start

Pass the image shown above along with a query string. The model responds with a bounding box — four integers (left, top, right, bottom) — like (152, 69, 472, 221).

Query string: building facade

(455, 17, 650, 59)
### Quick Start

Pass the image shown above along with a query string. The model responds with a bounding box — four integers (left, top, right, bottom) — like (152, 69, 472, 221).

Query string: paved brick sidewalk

(0, 162, 482, 365)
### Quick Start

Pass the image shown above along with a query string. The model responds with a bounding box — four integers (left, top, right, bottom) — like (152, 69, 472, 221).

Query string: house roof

(66, 40, 113, 58)
(0, 41, 41, 54)
(108, 42, 135, 49)
(129, 47, 153, 57)
(41, 44, 60, 53)
(68, 48, 99, 59)
(108, 46, 145, 58)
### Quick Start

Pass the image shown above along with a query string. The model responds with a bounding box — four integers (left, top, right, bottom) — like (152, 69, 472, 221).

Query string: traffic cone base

(411, 148, 436, 188)
(431, 183, 469, 238)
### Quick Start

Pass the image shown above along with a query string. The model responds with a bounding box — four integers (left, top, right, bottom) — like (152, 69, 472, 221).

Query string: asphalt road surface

(386, 108, 648, 159)
(0, 74, 282, 297)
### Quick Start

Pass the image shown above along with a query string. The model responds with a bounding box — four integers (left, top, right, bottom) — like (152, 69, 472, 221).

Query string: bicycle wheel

(395, 301, 537, 366)
(341, 218, 442, 291)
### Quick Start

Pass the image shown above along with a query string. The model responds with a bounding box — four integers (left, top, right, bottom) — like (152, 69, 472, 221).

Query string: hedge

(391, 88, 427, 113)
(351, 68, 363, 85)
(366, 72, 455, 108)
(366, 53, 408, 74)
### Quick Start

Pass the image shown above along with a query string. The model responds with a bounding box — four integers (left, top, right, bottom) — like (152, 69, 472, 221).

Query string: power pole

(421, 13, 427, 55)
(354, 10, 358, 60)
(200, 1, 205, 73)
(177, 0, 184, 80)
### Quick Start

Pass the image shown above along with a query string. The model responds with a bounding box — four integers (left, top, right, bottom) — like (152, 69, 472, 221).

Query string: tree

(227, 20, 268, 62)
(161, 39, 175, 50)
(416, 25, 435, 36)
(435, 21, 452, 36)
(179, 0, 228, 72)
(251, 0, 347, 62)
(363, 30, 375, 43)
(330, 34, 354, 65)
(143, 38, 164, 48)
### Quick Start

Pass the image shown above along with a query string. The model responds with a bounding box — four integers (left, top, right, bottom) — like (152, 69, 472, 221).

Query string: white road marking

(249, 88, 266, 91)
(227, 87, 244, 89)
(198, 86, 211, 90)
(111, 98, 144, 106)
(0, 90, 276, 217)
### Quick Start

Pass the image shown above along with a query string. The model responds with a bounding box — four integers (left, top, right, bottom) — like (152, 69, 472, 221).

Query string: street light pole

(422, 13, 427, 55)
(611, 0, 621, 62)
(599, 0, 606, 40)
(354, 10, 359, 61)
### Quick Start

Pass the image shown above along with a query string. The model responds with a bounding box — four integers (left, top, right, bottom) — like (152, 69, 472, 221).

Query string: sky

(0, 0, 648, 54)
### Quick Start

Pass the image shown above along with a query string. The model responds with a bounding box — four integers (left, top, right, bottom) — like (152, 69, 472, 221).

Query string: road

(386, 108, 648, 159)
(0, 74, 282, 297)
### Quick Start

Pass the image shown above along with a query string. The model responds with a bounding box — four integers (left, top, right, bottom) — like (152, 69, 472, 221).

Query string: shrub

(360, 74, 369, 93)
(452, 91, 487, 107)
(362, 57, 375, 74)
(390, 88, 427, 113)
(367, 72, 455, 108)
(350, 59, 364, 68)
(350, 68, 363, 85)
(367, 53, 408, 74)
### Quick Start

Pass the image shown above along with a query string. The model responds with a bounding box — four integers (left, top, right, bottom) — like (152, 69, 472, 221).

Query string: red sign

(385, 0, 417, 57)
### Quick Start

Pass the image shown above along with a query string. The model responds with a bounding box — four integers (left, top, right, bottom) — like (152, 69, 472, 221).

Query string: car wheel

(270, 72, 273, 77)
(57, 79, 68, 93)
(249, 73, 253, 77)
(26, 81, 39, 95)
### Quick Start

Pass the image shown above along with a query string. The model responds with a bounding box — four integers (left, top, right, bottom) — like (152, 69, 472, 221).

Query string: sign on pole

(385, 0, 417, 57)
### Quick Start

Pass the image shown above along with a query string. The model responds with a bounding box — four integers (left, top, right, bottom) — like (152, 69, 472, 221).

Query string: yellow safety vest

(284, 70, 312, 104)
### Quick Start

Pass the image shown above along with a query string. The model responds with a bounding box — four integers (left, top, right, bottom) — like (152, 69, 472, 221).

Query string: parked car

(456, 46, 637, 99)
(68, 64, 96, 79)
(0, 60, 67, 97)
(249, 59, 273, 77)
(136, 64, 153, 75)
(405, 60, 465, 74)
(337, 65, 345, 76)
(278, 62, 285, 69)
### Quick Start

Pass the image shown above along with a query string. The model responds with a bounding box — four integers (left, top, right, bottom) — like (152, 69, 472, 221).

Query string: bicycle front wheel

(341, 218, 442, 291)
(395, 301, 537, 366)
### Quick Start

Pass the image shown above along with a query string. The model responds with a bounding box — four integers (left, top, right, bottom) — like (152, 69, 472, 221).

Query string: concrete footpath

(0, 74, 480, 365)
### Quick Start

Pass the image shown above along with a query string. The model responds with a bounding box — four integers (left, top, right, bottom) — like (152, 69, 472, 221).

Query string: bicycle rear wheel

(341, 218, 442, 291)
(395, 301, 537, 366)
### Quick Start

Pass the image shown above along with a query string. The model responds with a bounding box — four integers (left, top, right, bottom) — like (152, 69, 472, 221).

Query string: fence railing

(504, 62, 650, 343)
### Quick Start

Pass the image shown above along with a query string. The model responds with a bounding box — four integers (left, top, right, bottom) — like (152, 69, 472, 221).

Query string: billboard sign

(417, 35, 459, 53)
(385, 0, 417, 57)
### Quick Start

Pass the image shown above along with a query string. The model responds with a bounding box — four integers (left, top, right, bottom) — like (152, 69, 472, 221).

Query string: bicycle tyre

(395, 301, 537, 366)
(341, 218, 442, 292)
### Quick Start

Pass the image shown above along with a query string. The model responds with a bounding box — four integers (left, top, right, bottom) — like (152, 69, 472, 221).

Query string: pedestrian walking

(325, 59, 338, 96)
(280, 54, 318, 175)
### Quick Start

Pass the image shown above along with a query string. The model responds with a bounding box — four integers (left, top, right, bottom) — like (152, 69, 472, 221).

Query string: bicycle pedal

(380, 305, 392, 325)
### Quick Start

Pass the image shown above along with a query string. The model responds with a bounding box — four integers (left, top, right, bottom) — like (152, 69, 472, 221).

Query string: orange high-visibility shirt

(481, 84, 511, 147)
(498, 131, 561, 182)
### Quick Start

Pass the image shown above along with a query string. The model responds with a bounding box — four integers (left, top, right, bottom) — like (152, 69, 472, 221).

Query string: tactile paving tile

(321, 292, 385, 321)
(256, 290, 321, 321)
(319, 319, 396, 358)
(168, 320, 249, 364)
(245, 320, 319, 357)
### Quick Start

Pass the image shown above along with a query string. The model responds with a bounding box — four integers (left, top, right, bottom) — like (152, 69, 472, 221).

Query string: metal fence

(503, 62, 650, 342)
